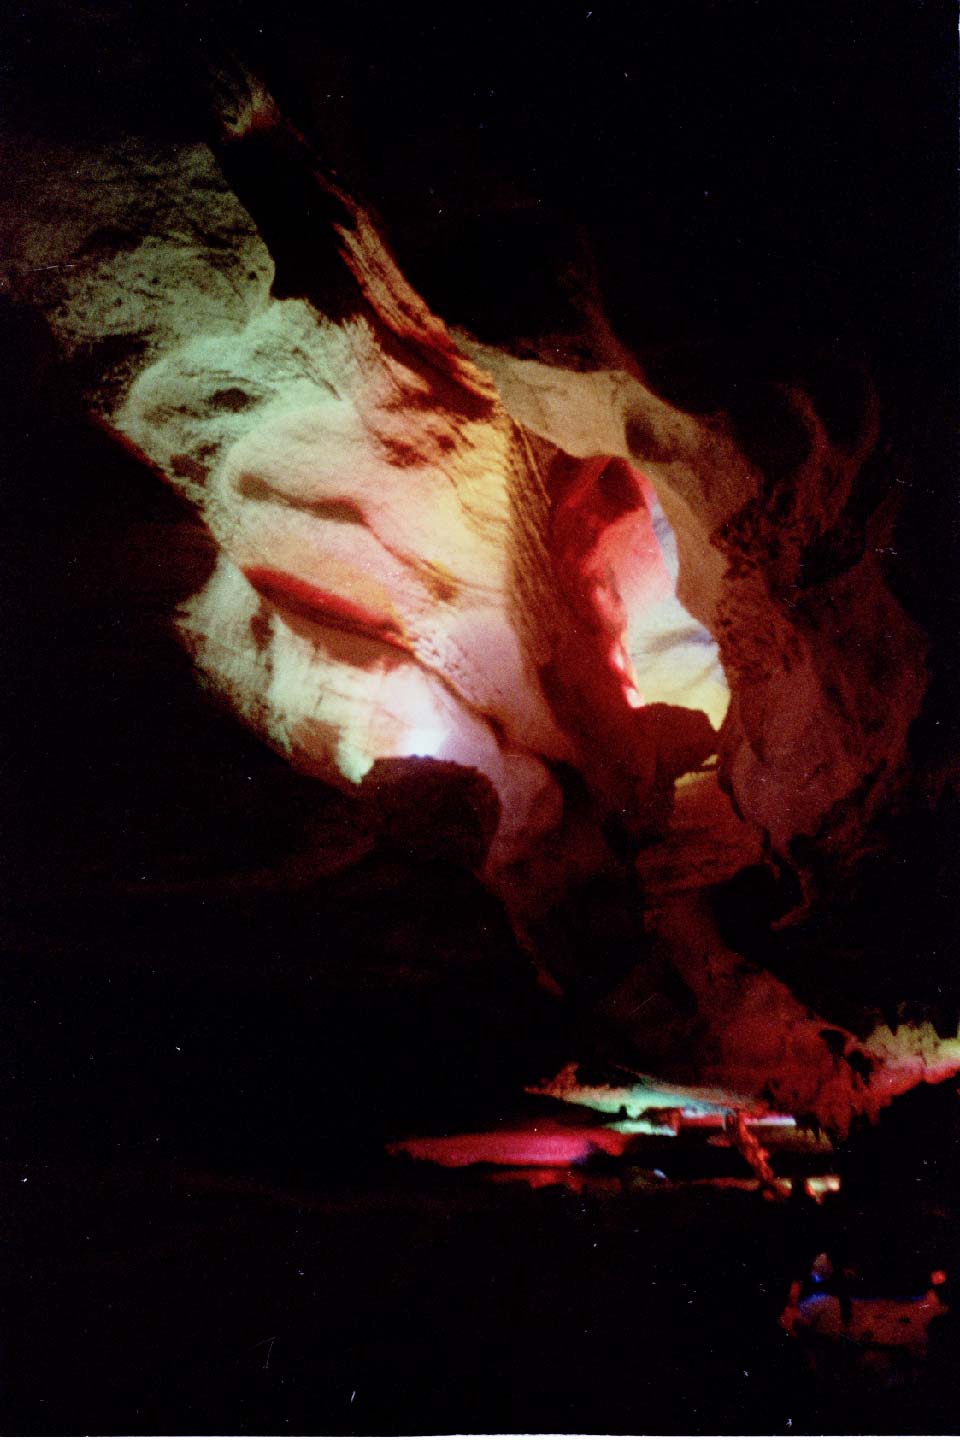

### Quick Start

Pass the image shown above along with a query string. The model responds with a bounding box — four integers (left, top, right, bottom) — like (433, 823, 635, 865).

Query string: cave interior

(2, 1, 959, 1433)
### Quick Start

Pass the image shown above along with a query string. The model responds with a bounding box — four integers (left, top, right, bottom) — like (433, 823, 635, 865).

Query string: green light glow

(527, 1062, 760, 1122)
(604, 1117, 680, 1136)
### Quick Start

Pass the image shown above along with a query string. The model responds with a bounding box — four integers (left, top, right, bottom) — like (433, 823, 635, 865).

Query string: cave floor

(5, 765, 958, 1436)
(5, 1145, 957, 1436)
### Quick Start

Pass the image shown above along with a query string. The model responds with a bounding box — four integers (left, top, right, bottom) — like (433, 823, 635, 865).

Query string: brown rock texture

(461, 339, 928, 886)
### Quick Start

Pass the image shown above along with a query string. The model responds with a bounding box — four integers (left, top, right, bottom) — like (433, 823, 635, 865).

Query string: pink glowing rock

(387, 1123, 630, 1169)
(462, 338, 928, 883)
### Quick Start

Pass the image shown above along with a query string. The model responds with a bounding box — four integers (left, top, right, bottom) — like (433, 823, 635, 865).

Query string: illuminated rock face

(5, 72, 951, 1125)
(110, 106, 921, 898)
(464, 341, 928, 882)
(15, 101, 922, 898)
(15, 104, 721, 893)
(119, 299, 574, 873)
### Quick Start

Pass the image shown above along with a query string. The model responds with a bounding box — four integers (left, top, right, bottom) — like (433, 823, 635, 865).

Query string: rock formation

(2, 5, 956, 1134)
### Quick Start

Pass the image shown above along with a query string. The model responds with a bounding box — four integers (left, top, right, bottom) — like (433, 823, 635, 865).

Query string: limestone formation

(2, 58, 954, 1130)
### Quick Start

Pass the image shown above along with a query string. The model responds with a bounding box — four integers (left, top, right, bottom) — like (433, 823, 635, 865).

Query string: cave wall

(2, 0, 958, 1125)
(6, 71, 933, 898)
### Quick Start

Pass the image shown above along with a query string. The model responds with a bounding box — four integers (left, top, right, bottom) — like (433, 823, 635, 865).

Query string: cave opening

(553, 451, 729, 734)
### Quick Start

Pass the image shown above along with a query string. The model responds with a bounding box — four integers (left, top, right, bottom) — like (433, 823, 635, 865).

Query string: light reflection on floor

(386, 1092, 836, 1200)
